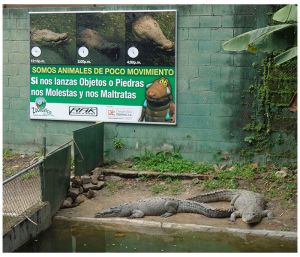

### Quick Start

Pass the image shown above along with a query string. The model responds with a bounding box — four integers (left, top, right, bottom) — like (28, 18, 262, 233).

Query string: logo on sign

(69, 106, 98, 116)
(35, 97, 46, 109)
(32, 97, 53, 116)
(107, 109, 116, 116)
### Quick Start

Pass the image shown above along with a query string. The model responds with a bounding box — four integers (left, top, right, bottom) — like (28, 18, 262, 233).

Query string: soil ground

(3, 154, 297, 233)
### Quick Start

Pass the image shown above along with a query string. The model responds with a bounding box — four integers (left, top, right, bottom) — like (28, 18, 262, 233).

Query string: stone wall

(3, 5, 271, 162)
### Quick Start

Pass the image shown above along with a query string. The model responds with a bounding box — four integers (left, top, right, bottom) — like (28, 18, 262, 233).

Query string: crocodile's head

(31, 29, 70, 46)
(242, 211, 262, 224)
(95, 205, 130, 218)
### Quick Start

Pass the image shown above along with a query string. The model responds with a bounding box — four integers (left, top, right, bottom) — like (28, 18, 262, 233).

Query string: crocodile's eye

(159, 78, 168, 87)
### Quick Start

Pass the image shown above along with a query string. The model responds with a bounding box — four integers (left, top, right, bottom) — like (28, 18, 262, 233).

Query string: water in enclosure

(17, 219, 297, 252)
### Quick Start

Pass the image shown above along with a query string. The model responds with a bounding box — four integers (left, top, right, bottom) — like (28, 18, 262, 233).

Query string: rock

(213, 164, 220, 172)
(92, 167, 102, 176)
(192, 178, 200, 185)
(275, 167, 289, 178)
(92, 168, 105, 180)
(75, 194, 87, 204)
(228, 166, 235, 171)
(71, 176, 82, 187)
(251, 162, 259, 169)
(61, 197, 73, 208)
(81, 175, 91, 184)
(98, 174, 105, 181)
(68, 187, 83, 200)
(83, 181, 105, 191)
(84, 189, 95, 199)
(91, 174, 99, 185)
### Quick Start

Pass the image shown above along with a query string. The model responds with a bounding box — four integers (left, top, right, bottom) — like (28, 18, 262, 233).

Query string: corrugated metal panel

(73, 122, 104, 176)
(41, 145, 71, 216)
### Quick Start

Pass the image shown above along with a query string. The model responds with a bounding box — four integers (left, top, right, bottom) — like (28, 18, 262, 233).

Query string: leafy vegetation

(133, 151, 213, 173)
(105, 180, 125, 193)
(151, 177, 183, 194)
(131, 150, 296, 206)
(240, 55, 297, 162)
(151, 183, 168, 194)
(223, 5, 297, 163)
(223, 5, 297, 65)
(112, 136, 125, 150)
(3, 149, 14, 158)
(21, 169, 39, 180)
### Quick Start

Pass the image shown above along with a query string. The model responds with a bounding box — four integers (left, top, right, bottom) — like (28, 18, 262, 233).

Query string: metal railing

(2, 123, 104, 235)
(3, 160, 43, 234)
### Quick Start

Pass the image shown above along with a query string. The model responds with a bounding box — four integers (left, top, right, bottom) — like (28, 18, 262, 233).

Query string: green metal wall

(73, 122, 104, 175)
(40, 145, 71, 216)
(4, 4, 290, 163)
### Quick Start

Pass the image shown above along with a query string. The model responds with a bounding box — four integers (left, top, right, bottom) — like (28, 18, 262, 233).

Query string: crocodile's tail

(177, 200, 232, 218)
(187, 189, 237, 203)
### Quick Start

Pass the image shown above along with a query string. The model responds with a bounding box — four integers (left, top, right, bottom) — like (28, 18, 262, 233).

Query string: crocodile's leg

(161, 212, 175, 218)
(128, 210, 145, 219)
(161, 200, 178, 217)
(262, 210, 274, 219)
(230, 194, 240, 206)
(230, 211, 241, 222)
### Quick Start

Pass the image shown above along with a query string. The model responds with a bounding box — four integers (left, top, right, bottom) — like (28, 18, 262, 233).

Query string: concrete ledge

(3, 202, 52, 252)
(54, 215, 297, 241)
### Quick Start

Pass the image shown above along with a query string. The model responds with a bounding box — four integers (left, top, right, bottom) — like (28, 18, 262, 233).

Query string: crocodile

(78, 28, 120, 60)
(132, 15, 174, 51)
(95, 197, 233, 219)
(188, 189, 274, 224)
(31, 29, 70, 46)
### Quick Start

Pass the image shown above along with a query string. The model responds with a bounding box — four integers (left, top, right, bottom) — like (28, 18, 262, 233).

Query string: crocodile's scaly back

(187, 189, 238, 203)
(177, 199, 232, 218)
(95, 197, 232, 219)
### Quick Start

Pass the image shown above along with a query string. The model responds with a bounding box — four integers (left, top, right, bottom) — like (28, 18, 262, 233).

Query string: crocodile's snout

(242, 212, 261, 224)
(95, 207, 122, 218)
(132, 15, 174, 52)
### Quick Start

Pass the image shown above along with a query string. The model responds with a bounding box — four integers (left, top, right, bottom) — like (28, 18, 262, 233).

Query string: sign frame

(29, 9, 177, 125)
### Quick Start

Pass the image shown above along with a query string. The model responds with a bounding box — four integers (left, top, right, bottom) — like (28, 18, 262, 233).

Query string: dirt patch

(3, 153, 40, 180)
(57, 175, 297, 232)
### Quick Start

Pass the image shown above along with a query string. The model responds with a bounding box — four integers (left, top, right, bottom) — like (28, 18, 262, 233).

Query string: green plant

(133, 150, 213, 174)
(112, 136, 125, 150)
(151, 183, 168, 194)
(165, 177, 183, 194)
(223, 5, 297, 65)
(223, 5, 297, 163)
(241, 57, 297, 161)
(5, 168, 16, 178)
(202, 178, 238, 190)
(21, 169, 39, 180)
(3, 149, 14, 158)
(106, 180, 125, 192)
